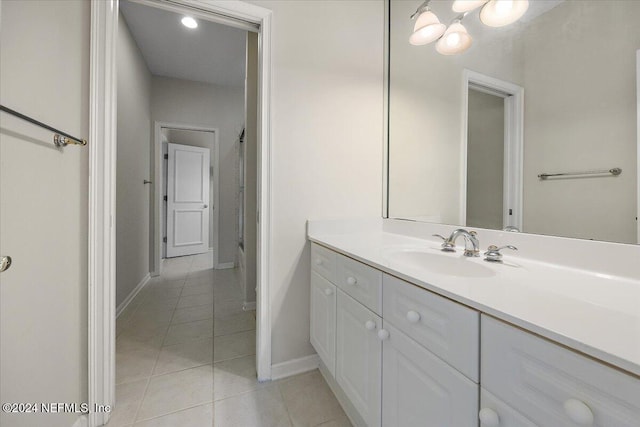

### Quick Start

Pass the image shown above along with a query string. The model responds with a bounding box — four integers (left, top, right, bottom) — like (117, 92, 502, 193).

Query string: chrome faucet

(433, 229, 480, 257)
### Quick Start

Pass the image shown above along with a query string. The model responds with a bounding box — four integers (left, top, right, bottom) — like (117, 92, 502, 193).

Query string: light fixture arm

(410, 0, 432, 20)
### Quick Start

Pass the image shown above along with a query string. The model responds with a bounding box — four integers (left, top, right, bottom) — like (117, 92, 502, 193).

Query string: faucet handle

(484, 245, 518, 263)
(432, 234, 456, 252)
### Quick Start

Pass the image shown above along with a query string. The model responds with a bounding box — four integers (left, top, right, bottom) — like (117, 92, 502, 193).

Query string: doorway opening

(88, 1, 273, 426)
(461, 70, 524, 231)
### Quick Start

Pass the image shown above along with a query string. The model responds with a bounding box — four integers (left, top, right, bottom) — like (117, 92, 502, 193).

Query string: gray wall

(151, 77, 244, 265)
(467, 89, 504, 230)
(116, 13, 153, 308)
(521, 1, 639, 242)
(0, 1, 89, 426)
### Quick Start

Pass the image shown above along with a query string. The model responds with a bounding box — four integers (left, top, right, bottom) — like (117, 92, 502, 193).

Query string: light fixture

(480, 0, 529, 27)
(436, 17, 472, 55)
(181, 16, 198, 29)
(452, 0, 488, 13)
(409, 1, 447, 46)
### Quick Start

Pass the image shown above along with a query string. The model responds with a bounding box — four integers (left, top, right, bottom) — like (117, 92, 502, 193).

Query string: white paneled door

(166, 143, 210, 258)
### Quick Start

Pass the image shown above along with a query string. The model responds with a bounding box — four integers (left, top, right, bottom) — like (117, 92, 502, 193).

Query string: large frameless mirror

(387, 0, 640, 244)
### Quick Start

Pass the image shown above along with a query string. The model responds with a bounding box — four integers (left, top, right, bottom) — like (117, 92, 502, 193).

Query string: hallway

(108, 253, 350, 426)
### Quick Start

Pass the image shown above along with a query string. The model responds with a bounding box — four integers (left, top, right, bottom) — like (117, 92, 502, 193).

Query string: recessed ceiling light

(181, 16, 198, 29)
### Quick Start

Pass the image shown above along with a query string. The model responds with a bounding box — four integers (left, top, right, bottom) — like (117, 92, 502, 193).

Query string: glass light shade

(480, 0, 529, 27)
(452, 0, 488, 13)
(409, 10, 447, 45)
(181, 16, 198, 29)
(436, 22, 472, 55)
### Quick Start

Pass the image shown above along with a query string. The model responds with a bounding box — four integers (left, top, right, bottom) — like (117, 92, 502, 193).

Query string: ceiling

(120, 0, 247, 87)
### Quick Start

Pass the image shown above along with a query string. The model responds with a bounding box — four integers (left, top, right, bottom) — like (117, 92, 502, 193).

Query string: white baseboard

(243, 301, 256, 311)
(271, 354, 320, 381)
(71, 414, 87, 427)
(216, 262, 235, 269)
(116, 273, 150, 318)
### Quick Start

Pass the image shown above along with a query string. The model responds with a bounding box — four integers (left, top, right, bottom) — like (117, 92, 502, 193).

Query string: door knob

(365, 320, 376, 331)
(479, 408, 500, 426)
(377, 329, 390, 340)
(204, 204, 208, 208)
(0, 256, 12, 272)
(324, 288, 334, 296)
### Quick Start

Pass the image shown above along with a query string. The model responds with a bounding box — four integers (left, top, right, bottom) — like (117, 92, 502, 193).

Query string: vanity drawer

(311, 243, 337, 283)
(482, 315, 640, 427)
(336, 254, 382, 315)
(383, 274, 479, 382)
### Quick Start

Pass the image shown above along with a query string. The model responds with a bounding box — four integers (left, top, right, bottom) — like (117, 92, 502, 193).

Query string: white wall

(151, 77, 244, 265)
(0, 1, 89, 426)
(116, 13, 152, 308)
(247, 0, 384, 365)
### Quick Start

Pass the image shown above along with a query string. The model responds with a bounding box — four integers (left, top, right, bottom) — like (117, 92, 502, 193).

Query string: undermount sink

(386, 248, 496, 278)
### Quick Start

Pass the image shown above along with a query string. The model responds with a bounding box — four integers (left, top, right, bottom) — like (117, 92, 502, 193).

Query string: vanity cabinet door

(382, 323, 478, 427)
(336, 289, 382, 427)
(310, 272, 336, 375)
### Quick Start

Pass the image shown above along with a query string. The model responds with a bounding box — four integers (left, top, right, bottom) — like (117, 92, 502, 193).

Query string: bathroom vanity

(307, 219, 640, 427)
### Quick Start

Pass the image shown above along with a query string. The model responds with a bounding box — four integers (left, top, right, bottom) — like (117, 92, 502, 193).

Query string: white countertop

(308, 222, 640, 378)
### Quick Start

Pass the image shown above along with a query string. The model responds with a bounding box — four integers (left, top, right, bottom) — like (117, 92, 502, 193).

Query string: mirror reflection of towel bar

(538, 167, 622, 180)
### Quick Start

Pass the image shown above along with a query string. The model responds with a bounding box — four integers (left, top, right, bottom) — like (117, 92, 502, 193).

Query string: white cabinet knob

(479, 408, 500, 427)
(563, 399, 594, 425)
(365, 320, 376, 331)
(406, 310, 421, 323)
(346, 276, 357, 286)
(324, 288, 334, 296)
(377, 329, 390, 341)
(315, 258, 323, 266)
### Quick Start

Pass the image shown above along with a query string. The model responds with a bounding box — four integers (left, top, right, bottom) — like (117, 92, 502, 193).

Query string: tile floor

(108, 252, 351, 427)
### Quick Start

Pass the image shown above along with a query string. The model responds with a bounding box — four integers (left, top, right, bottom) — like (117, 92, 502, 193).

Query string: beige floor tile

(181, 283, 214, 297)
(135, 297, 180, 314)
(164, 319, 214, 346)
(177, 293, 214, 309)
(214, 311, 255, 337)
(116, 348, 160, 385)
(184, 276, 214, 288)
(122, 310, 174, 331)
(213, 355, 267, 401)
(117, 325, 168, 353)
(315, 416, 352, 427)
(140, 287, 183, 300)
(132, 403, 213, 427)
(214, 299, 245, 319)
(105, 378, 148, 427)
(213, 284, 243, 301)
(214, 385, 291, 427)
(213, 330, 256, 362)
(153, 338, 213, 376)
(278, 370, 347, 427)
(146, 278, 186, 289)
(171, 305, 214, 325)
(136, 365, 214, 421)
(187, 269, 214, 281)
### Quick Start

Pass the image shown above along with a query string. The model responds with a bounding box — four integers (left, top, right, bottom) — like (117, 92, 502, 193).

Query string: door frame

(636, 49, 639, 244)
(154, 122, 219, 271)
(88, 1, 273, 426)
(460, 69, 524, 231)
